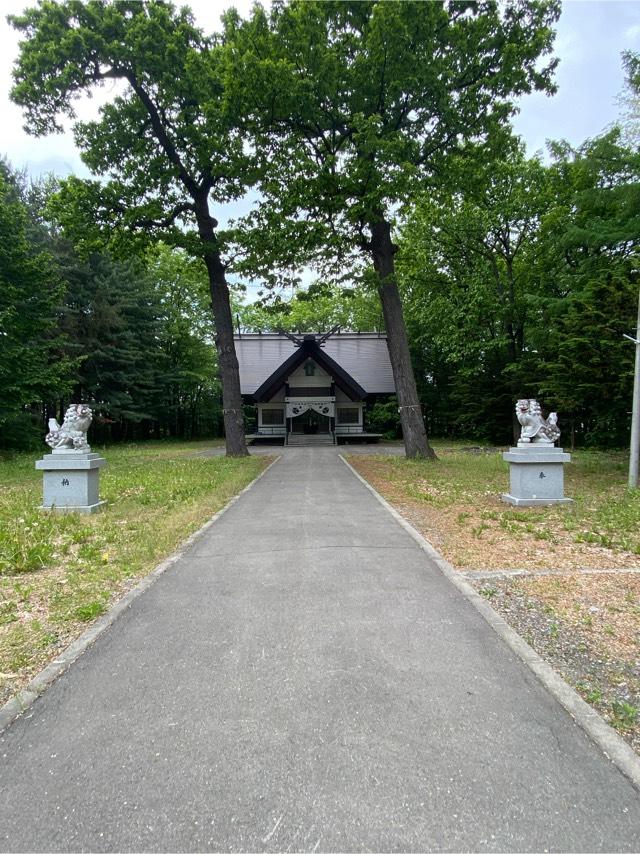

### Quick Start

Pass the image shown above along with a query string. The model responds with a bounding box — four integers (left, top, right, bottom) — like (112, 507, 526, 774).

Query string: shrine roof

(234, 332, 395, 398)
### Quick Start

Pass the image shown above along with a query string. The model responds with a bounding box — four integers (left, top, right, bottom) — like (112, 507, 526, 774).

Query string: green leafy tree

(539, 130, 640, 445)
(10, 0, 254, 455)
(147, 243, 221, 439)
(367, 397, 401, 440)
(0, 165, 76, 449)
(398, 152, 558, 440)
(239, 280, 382, 333)
(227, 0, 560, 457)
(398, 131, 640, 447)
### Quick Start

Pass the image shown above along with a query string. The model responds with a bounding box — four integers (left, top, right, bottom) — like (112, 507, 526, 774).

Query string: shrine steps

(287, 433, 335, 446)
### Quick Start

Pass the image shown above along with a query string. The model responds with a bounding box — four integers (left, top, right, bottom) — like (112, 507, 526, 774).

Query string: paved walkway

(1, 448, 640, 852)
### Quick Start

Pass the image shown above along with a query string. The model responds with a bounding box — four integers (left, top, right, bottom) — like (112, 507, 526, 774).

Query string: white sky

(512, 0, 640, 153)
(1, 0, 639, 178)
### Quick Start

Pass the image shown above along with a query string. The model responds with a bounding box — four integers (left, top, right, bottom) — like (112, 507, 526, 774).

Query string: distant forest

(0, 163, 222, 449)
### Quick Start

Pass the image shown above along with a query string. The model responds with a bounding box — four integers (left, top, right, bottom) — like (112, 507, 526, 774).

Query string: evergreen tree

(539, 131, 640, 445)
(58, 252, 167, 438)
(0, 165, 74, 449)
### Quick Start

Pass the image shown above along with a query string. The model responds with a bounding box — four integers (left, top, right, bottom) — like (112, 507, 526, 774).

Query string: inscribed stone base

(501, 445, 572, 506)
(36, 452, 107, 513)
(39, 499, 107, 515)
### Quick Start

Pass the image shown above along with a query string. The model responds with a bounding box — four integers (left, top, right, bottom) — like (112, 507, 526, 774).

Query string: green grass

(611, 701, 639, 731)
(0, 440, 268, 698)
(578, 684, 603, 705)
(360, 445, 640, 556)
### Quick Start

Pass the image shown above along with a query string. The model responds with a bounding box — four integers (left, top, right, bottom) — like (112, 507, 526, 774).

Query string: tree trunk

(206, 261, 248, 456)
(196, 205, 248, 457)
(369, 220, 436, 460)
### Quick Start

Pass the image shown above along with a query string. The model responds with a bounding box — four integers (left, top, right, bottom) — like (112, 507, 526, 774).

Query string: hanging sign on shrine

(285, 399, 335, 418)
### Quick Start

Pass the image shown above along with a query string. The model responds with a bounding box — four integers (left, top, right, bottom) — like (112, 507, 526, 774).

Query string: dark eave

(252, 340, 367, 402)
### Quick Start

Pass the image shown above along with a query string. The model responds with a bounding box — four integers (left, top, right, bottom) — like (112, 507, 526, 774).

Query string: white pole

(628, 287, 640, 489)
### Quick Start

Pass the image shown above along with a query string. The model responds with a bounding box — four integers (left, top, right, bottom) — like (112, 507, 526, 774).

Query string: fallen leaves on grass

(348, 452, 640, 571)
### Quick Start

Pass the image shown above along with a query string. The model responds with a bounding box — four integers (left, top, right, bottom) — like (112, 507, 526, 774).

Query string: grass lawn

(0, 440, 269, 706)
(348, 441, 640, 754)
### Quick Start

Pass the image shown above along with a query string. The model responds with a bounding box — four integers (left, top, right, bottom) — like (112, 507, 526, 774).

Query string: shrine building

(234, 331, 396, 445)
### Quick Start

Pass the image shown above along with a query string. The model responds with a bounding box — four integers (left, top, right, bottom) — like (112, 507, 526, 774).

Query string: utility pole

(626, 287, 640, 489)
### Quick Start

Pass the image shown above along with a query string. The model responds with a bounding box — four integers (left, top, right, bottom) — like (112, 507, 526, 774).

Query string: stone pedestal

(36, 451, 106, 513)
(501, 445, 572, 507)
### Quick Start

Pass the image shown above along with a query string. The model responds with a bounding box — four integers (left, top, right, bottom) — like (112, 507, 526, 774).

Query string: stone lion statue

(516, 399, 560, 445)
(45, 404, 93, 452)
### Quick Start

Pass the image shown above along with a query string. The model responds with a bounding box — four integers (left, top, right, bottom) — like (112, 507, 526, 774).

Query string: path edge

(339, 453, 640, 793)
(0, 454, 280, 736)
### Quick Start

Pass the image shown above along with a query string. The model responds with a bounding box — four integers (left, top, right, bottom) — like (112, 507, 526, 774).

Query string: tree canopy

(224, 0, 560, 456)
(0, 161, 222, 450)
(10, 0, 254, 454)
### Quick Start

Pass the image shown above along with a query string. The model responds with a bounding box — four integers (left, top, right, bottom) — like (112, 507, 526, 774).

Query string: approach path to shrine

(1, 446, 640, 851)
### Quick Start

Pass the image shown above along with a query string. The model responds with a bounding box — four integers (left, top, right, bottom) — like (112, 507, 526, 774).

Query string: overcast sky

(1, 0, 638, 177)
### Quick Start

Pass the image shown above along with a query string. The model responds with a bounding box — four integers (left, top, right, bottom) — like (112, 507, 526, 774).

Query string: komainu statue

(515, 399, 560, 445)
(45, 404, 93, 452)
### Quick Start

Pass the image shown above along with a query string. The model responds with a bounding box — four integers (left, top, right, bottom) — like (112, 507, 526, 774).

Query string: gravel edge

(0, 455, 280, 735)
(340, 453, 640, 793)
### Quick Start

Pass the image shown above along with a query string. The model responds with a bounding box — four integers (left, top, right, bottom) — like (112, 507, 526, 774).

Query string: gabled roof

(253, 339, 367, 402)
(234, 332, 395, 399)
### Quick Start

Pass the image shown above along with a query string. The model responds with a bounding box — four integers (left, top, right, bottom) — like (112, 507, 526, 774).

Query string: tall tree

(226, 0, 560, 457)
(58, 251, 167, 435)
(10, 0, 252, 455)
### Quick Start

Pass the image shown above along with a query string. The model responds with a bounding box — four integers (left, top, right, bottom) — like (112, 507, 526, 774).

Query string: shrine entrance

(286, 398, 334, 438)
(290, 410, 332, 435)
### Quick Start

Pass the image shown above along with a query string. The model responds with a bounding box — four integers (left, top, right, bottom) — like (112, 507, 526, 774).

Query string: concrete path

(1, 448, 640, 852)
